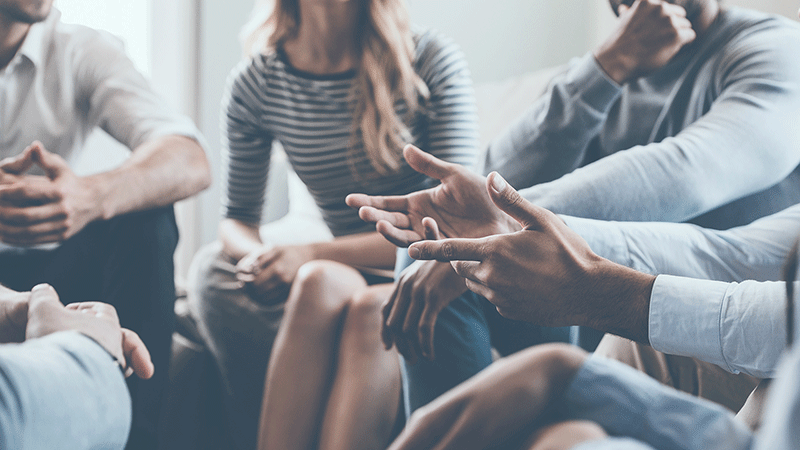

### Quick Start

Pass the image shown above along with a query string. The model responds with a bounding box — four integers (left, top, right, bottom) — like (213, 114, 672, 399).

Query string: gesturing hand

(346, 144, 518, 247)
(594, 0, 696, 84)
(0, 142, 101, 246)
(26, 284, 155, 379)
(236, 244, 315, 302)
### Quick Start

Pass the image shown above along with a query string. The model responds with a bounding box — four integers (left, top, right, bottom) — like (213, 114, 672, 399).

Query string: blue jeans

(395, 251, 603, 415)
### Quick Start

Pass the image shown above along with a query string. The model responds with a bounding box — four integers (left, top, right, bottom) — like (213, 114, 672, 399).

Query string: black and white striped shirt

(221, 29, 478, 237)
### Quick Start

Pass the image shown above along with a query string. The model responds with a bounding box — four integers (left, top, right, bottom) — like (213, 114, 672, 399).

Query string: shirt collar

(16, 8, 61, 69)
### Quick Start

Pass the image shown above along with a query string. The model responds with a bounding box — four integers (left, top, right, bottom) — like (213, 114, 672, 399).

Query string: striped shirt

(221, 29, 478, 237)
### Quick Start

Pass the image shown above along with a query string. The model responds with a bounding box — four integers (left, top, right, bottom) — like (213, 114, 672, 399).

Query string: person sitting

(185, 0, 478, 448)
(0, 283, 154, 449)
(0, 1, 211, 447)
(348, 0, 800, 418)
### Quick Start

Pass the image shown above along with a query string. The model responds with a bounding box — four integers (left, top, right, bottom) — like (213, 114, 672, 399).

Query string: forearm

(582, 258, 655, 344)
(218, 218, 263, 262)
(479, 54, 620, 187)
(0, 332, 131, 450)
(307, 231, 397, 270)
(91, 135, 211, 220)
(562, 204, 800, 282)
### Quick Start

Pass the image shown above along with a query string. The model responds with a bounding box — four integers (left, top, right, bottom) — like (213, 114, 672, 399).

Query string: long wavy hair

(241, 0, 429, 175)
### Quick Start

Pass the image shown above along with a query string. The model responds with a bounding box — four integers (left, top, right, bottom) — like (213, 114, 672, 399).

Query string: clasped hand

(235, 244, 315, 303)
(0, 284, 154, 379)
(0, 142, 99, 246)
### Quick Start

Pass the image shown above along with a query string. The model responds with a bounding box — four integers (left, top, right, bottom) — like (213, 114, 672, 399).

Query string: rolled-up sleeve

(649, 276, 787, 378)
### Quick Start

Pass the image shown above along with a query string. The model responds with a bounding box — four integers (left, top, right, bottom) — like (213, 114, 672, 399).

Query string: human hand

(383, 254, 468, 362)
(236, 244, 315, 301)
(594, 0, 696, 84)
(0, 142, 101, 246)
(346, 144, 518, 247)
(387, 344, 588, 450)
(26, 284, 154, 379)
(0, 288, 29, 343)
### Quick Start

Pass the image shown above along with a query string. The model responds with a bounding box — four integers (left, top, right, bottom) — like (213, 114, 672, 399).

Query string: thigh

(187, 242, 285, 450)
(595, 334, 760, 415)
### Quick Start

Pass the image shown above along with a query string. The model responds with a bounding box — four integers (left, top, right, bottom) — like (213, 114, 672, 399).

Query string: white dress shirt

(563, 203, 800, 378)
(0, 8, 202, 165)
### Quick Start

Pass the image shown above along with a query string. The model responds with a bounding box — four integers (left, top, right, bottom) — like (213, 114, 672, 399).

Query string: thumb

(0, 144, 37, 175)
(485, 172, 549, 230)
(27, 283, 62, 317)
(403, 144, 456, 181)
(31, 143, 70, 179)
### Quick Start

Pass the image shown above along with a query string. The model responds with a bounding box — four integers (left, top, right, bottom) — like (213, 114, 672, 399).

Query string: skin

(346, 0, 717, 360)
(408, 172, 656, 344)
(0, 1, 211, 246)
(0, 283, 154, 379)
(387, 344, 590, 450)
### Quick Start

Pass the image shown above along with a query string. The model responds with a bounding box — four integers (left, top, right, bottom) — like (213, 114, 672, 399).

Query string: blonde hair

(241, 0, 430, 175)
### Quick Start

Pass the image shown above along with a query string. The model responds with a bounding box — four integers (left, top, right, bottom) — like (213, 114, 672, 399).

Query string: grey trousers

(187, 242, 286, 450)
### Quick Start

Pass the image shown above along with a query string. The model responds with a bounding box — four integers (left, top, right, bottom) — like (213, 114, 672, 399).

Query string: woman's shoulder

(412, 28, 469, 82)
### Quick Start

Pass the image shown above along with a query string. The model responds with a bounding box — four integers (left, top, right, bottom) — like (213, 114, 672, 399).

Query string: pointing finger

(408, 238, 486, 262)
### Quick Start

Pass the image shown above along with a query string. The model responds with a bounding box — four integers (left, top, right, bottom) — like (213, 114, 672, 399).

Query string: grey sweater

(482, 8, 800, 230)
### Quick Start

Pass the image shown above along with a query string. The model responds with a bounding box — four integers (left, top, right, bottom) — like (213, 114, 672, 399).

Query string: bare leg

(318, 284, 401, 450)
(258, 260, 368, 450)
(525, 421, 607, 450)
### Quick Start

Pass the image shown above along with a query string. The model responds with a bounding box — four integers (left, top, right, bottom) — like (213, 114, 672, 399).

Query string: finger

(401, 295, 425, 353)
(408, 238, 486, 262)
(617, 4, 630, 15)
(0, 145, 36, 175)
(358, 206, 412, 229)
(27, 283, 61, 317)
(661, 2, 688, 18)
(418, 303, 439, 361)
(395, 334, 418, 365)
(381, 291, 398, 349)
(676, 23, 697, 45)
(0, 221, 69, 245)
(386, 278, 414, 339)
(376, 220, 423, 247)
(450, 261, 484, 285)
(0, 202, 67, 225)
(422, 217, 442, 241)
(66, 302, 120, 323)
(121, 328, 155, 379)
(0, 182, 62, 206)
(486, 172, 551, 230)
(346, 194, 411, 215)
(403, 144, 458, 181)
(30, 144, 71, 179)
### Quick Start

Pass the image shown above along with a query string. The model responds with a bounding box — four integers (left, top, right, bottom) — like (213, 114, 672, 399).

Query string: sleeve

(477, 53, 622, 187)
(561, 203, 800, 282)
(571, 437, 657, 450)
(414, 31, 480, 169)
(562, 356, 753, 450)
(74, 29, 205, 151)
(0, 332, 131, 450)
(752, 347, 800, 450)
(220, 59, 274, 225)
(648, 277, 787, 378)
(519, 23, 800, 222)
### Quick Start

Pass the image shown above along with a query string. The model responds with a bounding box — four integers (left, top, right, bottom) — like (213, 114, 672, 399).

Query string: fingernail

(31, 283, 51, 292)
(490, 173, 507, 192)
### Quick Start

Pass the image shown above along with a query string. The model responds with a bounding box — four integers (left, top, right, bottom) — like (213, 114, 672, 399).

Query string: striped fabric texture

(221, 29, 478, 237)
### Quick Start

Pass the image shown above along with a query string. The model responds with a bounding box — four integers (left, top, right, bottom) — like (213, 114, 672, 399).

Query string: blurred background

(55, 0, 800, 280)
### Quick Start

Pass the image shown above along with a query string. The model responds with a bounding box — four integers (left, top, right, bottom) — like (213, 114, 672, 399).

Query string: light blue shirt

(563, 203, 800, 378)
(0, 331, 131, 449)
(566, 297, 800, 450)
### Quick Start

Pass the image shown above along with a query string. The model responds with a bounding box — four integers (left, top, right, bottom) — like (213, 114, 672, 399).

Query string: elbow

(182, 138, 213, 195)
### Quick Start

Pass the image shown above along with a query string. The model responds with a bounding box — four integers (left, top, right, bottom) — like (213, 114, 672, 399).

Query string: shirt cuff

(571, 437, 657, 450)
(565, 54, 622, 114)
(561, 215, 630, 267)
(648, 275, 729, 370)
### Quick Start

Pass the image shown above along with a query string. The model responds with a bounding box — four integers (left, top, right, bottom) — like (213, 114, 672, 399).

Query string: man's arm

(0, 332, 132, 450)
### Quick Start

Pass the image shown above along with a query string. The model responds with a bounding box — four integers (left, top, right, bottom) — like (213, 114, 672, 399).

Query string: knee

(344, 285, 391, 336)
(287, 261, 367, 318)
(186, 242, 236, 313)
